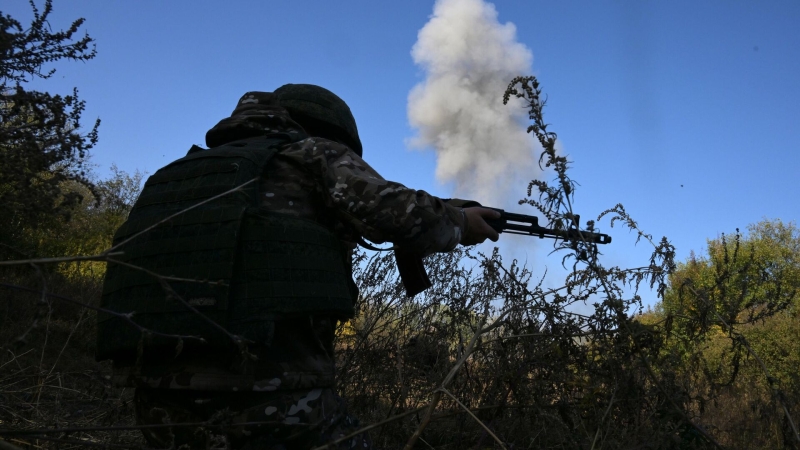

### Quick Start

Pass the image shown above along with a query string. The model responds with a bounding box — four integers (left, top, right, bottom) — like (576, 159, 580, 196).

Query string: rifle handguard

(484, 209, 612, 245)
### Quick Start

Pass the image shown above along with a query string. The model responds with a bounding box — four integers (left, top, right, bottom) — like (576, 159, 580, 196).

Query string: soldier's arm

(280, 138, 496, 255)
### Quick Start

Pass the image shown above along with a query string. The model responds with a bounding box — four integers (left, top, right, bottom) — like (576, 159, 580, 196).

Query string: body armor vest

(97, 134, 356, 362)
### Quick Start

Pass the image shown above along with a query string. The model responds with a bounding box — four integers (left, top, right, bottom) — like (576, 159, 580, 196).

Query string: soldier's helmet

(274, 84, 363, 157)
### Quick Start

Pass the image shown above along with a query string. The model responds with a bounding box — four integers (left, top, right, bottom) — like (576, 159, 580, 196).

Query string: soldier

(97, 85, 500, 449)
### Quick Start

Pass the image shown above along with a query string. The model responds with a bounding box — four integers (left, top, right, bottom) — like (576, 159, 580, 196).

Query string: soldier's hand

(461, 207, 501, 246)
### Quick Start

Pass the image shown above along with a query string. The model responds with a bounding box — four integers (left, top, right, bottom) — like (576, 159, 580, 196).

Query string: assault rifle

(395, 204, 611, 297)
(484, 209, 611, 244)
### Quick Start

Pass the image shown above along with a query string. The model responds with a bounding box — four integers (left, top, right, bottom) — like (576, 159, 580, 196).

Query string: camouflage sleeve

(279, 137, 465, 256)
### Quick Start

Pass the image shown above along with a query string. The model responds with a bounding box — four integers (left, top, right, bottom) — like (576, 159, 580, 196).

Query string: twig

(310, 405, 428, 450)
(438, 387, 507, 449)
(0, 439, 25, 450)
(481, 330, 604, 347)
(11, 264, 50, 347)
(108, 178, 258, 253)
(11, 434, 141, 449)
(0, 420, 286, 435)
(590, 389, 616, 450)
(0, 349, 34, 372)
(404, 313, 489, 450)
(0, 283, 206, 345)
(0, 243, 31, 258)
(45, 308, 86, 381)
(418, 437, 436, 449)
(104, 258, 227, 286)
(0, 253, 123, 267)
(124, 261, 255, 360)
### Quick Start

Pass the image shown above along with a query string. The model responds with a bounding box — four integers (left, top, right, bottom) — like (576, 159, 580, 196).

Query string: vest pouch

(97, 135, 291, 363)
(97, 206, 243, 363)
(226, 209, 356, 344)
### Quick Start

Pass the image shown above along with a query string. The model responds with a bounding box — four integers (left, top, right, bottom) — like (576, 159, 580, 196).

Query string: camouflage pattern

(114, 317, 338, 393)
(207, 91, 465, 256)
(97, 134, 360, 361)
(116, 90, 467, 448)
(116, 94, 464, 391)
(135, 386, 371, 449)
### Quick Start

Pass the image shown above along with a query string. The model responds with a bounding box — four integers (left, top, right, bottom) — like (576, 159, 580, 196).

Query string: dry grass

(0, 270, 144, 449)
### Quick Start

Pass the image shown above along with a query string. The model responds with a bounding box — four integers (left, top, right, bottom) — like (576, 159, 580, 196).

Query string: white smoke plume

(408, 0, 538, 206)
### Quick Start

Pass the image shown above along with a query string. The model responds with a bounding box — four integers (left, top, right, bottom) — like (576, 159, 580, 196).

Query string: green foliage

(662, 219, 799, 345)
(0, 0, 99, 244)
(1, 165, 141, 344)
(22, 166, 144, 279)
(0, 167, 144, 448)
(648, 219, 800, 446)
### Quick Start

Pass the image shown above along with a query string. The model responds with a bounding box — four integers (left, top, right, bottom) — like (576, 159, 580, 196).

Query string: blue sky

(6, 0, 800, 308)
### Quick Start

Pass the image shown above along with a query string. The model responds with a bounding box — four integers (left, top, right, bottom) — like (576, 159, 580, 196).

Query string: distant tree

(655, 220, 800, 446)
(21, 165, 144, 276)
(0, 0, 99, 247)
(661, 219, 799, 340)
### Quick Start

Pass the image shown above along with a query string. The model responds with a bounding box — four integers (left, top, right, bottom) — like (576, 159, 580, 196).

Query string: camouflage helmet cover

(274, 84, 363, 156)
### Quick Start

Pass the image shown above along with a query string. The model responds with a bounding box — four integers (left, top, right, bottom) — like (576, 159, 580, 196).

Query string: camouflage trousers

(134, 387, 372, 450)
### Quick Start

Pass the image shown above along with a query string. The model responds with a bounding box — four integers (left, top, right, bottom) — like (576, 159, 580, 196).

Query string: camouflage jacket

(114, 93, 465, 391)
(208, 92, 465, 255)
